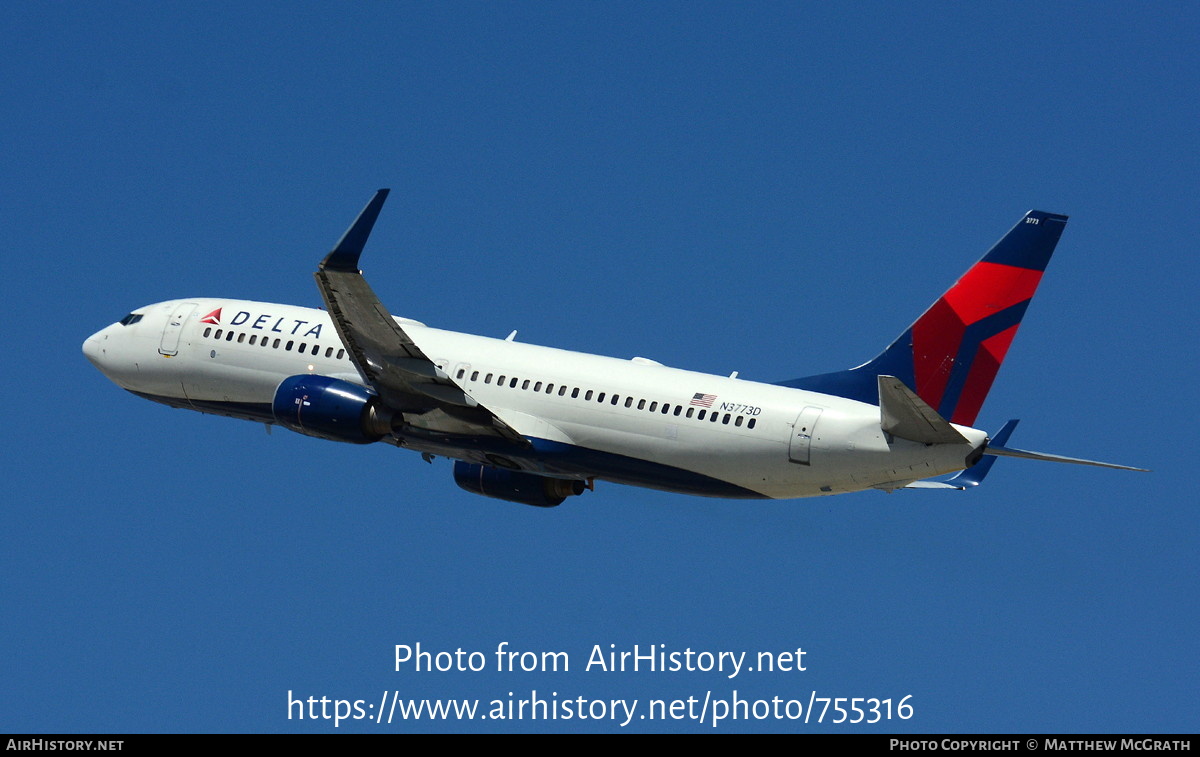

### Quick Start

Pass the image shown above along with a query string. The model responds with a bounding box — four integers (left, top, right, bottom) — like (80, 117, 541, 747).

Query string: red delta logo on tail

(776, 211, 1068, 427)
(199, 307, 222, 325)
(910, 214, 1064, 426)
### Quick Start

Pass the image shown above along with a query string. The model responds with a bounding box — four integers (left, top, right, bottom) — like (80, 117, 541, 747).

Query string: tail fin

(778, 210, 1068, 426)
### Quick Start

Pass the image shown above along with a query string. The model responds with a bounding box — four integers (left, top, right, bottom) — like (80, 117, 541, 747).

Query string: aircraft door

(788, 406, 823, 465)
(159, 301, 198, 356)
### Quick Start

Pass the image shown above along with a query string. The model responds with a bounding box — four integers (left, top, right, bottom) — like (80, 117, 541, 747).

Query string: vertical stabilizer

(778, 211, 1068, 426)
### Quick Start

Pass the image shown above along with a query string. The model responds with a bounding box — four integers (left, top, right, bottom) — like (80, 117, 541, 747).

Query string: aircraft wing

(314, 190, 528, 445)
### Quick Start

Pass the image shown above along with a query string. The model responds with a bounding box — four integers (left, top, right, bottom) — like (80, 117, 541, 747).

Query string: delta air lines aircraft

(83, 191, 1145, 506)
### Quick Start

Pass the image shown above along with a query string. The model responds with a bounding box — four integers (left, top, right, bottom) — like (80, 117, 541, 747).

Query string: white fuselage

(84, 298, 986, 499)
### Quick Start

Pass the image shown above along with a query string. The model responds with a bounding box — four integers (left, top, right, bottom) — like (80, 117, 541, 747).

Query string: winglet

(320, 189, 391, 272)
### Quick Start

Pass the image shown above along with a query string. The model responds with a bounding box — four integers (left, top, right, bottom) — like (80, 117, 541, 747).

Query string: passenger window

(735, 416, 743, 427)
(661, 404, 670, 414)
(546, 383, 555, 394)
(637, 399, 646, 410)
(510, 377, 518, 388)
(710, 412, 719, 422)
(457, 368, 466, 379)
(226, 331, 235, 341)
(336, 348, 344, 359)
(611, 394, 619, 405)
(747, 418, 756, 429)
(624, 397, 633, 408)
(697, 409, 706, 420)
(214, 329, 222, 339)
(235, 333, 244, 343)
(534, 381, 542, 392)
(673, 406, 681, 416)
(485, 373, 493, 384)
(722, 413, 731, 424)
(203, 327, 212, 338)
(686, 408, 694, 418)
(250, 335, 258, 345)
(597, 392, 605, 403)
(285, 340, 294, 351)
(649, 402, 657, 412)
(522, 379, 530, 390)
(571, 388, 579, 399)
(273, 338, 281, 348)
(584, 390, 593, 400)
(312, 344, 320, 355)
(471, 371, 479, 381)
(498, 375, 506, 385)
(298, 342, 306, 352)
(559, 386, 567, 396)
(325, 347, 333, 357)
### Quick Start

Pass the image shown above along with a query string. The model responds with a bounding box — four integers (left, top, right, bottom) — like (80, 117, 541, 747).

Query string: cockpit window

(118, 313, 143, 326)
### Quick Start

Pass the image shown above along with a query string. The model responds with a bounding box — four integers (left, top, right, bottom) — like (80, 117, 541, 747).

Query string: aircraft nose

(82, 332, 103, 366)
(83, 326, 116, 375)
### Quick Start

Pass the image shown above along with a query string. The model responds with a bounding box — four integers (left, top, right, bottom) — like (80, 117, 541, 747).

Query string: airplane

(83, 191, 1146, 506)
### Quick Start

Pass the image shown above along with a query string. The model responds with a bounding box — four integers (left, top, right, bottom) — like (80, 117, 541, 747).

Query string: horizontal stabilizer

(903, 479, 968, 490)
(903, 419, 1019, 490)
(878, 375, 968, 445)
(983, 443, 1149, 472)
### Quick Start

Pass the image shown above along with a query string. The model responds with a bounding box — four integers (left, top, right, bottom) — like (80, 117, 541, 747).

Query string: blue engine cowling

(453, 461, 585, 507)
(272, 375, 389, 444)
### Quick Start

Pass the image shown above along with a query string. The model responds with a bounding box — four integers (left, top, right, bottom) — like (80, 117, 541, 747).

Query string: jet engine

(452, 461, 586, 507)
(272, 375, 391, 443)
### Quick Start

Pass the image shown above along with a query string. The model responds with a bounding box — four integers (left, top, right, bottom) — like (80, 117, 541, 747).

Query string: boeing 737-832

(83, 191, 1144, 506)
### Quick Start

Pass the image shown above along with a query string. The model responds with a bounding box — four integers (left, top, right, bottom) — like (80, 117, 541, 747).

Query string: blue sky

(3, 2, 1196, 733)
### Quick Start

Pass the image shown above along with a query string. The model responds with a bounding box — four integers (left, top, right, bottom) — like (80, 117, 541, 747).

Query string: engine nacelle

(453, 461, 585, 507)
(272, 375, 391, 443)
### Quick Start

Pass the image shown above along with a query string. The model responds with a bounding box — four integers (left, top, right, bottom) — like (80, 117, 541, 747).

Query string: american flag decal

(690, 393, 716, 408)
